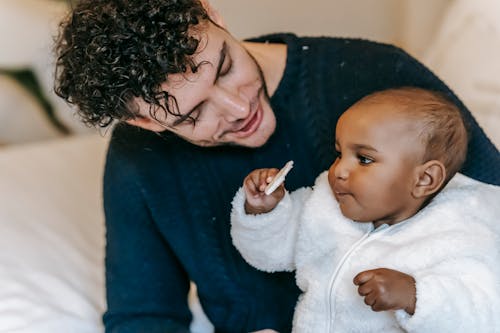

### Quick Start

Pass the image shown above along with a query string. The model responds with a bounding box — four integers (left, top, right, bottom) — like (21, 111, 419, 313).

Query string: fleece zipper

(326, 223, 390, 333)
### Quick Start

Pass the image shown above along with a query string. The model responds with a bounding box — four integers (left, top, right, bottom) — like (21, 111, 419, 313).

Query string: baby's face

(328, 100, 425, 227)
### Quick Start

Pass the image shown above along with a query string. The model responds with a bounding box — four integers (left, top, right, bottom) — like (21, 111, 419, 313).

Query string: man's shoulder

(105, 123, 190, 173)
(108, 123, 184, 156)
(284, 35, 416, 75)
(250, 33, 399, 48)
(297, 35, 405, 55)
(105, 123, 251, 175)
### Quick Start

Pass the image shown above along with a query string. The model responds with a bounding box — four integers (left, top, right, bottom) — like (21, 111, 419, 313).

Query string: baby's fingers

(243, 169, 277, 196)
(258, 168, 279, 192)
(243, 171, 261, 195)
(353, 270, 375, 286)
(356, 281, 373, 297)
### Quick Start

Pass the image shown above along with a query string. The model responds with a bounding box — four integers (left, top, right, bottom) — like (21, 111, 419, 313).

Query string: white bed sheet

(0, 135, 107, 333)
(0, 134, 213, 333)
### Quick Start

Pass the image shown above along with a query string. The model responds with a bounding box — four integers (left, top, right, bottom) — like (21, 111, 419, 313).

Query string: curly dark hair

(54, 0, 209, 127)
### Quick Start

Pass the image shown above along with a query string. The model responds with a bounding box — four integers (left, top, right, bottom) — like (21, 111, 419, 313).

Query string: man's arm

(103, 145, 192, 333)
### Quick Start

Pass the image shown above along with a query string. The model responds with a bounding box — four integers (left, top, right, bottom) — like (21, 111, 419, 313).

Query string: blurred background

(0, 0, 499, 148)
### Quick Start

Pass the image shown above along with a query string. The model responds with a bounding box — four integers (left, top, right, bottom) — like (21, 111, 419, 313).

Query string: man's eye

(175, 108, 201, 127)
(220, 57, 233, 76)
(186, 109, 201, 126)
(358, 155, 373, 165)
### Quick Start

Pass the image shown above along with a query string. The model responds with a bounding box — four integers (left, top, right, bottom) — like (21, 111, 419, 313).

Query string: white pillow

(0, 75, 62, 145)
(0, 0, 94, 135)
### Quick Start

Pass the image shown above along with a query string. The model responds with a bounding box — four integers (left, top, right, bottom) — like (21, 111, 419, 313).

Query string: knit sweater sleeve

(230, 187, 312, 272)
(102, 137, 192, 333)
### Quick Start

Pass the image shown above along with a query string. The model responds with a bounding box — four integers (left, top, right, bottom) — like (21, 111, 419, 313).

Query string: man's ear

(412, 160, 446, 199)
(125, 116, 167, 132)
(199, 0, 226, 28)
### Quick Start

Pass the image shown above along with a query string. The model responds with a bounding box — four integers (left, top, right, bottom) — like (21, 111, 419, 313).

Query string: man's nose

(212, 86, 250, 121)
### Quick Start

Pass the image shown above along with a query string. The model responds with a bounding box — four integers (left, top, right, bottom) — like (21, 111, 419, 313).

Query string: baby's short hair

(358, 87, 468, 183)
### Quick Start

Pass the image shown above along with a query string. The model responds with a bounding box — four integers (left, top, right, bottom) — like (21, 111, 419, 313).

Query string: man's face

(327, 101, 424, 227)
(134, 21, 276, 147)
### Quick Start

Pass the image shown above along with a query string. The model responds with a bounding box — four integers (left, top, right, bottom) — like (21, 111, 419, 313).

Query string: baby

(231, 87, 500, 332)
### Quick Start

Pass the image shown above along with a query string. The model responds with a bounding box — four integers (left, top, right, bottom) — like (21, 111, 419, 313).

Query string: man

(55, 0, 500, 332)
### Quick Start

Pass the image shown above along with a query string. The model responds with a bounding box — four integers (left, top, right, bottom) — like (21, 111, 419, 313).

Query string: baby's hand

(353, 268, 416, 315)
(243, 168, 285, 214)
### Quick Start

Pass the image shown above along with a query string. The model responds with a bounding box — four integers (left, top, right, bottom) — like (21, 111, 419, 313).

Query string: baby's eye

(358, 155, 373, 165)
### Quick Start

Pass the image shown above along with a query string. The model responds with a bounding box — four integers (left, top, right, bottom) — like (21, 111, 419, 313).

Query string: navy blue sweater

(103, 34, 500, 333)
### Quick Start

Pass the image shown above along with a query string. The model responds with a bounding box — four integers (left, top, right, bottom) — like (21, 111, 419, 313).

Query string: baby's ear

(412, 160, 446, 199)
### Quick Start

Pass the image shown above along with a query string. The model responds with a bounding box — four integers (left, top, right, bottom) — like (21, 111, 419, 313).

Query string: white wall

(212, 0, 400, 42)
(210, 0, 451, 57)
(400, 0, 452, 56)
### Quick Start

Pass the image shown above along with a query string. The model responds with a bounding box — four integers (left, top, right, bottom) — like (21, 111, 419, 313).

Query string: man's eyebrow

(171, 42, 227, 127)
(213, 41, 227, 84)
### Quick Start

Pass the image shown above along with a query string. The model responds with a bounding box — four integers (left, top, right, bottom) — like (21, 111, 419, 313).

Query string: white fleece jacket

(231, 173, 500, 333)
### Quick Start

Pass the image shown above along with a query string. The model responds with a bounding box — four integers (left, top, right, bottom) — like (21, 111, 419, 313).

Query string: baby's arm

(353, 268, 416, 314)
(355, 259, 500, 331)
(231, 169, 312, 272)
(402, 259, 500, 331)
